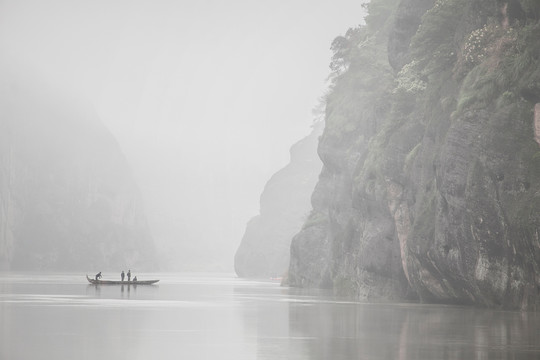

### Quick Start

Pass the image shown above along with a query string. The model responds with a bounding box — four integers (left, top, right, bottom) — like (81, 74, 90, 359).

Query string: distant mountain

(234, 123, 322, 278)
(0, 82, 156, 270)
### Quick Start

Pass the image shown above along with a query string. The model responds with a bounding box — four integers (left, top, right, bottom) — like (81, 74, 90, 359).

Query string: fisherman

(95, 272, 102, 281)
(121, 270, 125, 281)
(127, 269, 131, 281)
(133, 276, 137, 282)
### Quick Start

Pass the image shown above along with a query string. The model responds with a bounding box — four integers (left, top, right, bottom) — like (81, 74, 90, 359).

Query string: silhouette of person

(127, 270, 131, 281)
(133, 276, 137, 282)
(95, 272, 102, 280)
(121, 270, 125, 281)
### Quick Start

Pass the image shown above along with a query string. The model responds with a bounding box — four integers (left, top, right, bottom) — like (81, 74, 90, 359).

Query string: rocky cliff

(0, 83, 156, 270)
(235, 123, 322, 278)
(288, 0, 540, 310)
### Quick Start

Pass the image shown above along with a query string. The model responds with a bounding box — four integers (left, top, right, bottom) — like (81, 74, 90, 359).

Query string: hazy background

(1, 0, 367, 271)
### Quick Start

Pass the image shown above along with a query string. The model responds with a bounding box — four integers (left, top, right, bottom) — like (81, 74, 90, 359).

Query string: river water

(1, 273, 539, 360)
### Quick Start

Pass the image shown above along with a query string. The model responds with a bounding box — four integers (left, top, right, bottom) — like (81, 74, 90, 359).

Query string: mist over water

(4, 1, 540, 358)
(2, 273, 540, 360)
(0, 0, 368, 271)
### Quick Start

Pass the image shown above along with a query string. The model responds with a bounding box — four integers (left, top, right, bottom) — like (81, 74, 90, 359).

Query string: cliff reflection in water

(2, 274, 540, 360)
(285, 294, 540, 360)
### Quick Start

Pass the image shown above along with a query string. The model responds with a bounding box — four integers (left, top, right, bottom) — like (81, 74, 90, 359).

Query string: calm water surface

(1, 273, 539, 360)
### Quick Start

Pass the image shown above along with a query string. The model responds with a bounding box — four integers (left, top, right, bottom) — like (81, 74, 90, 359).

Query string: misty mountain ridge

(234, 121, 323, 278)
(0, 78, 156, 270)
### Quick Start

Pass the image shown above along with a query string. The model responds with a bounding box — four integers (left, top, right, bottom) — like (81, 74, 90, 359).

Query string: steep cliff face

(289, 8, 412, 299)
(288, 0, 540, 309)
(0, 85, 156, 270)
(235, 124, 322, 278)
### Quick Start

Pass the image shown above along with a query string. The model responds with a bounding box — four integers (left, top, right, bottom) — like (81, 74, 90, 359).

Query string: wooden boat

(86, 275, 159, 285)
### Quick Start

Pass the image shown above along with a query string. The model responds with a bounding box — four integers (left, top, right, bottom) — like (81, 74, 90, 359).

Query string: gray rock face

(402, 105, 540, 308)
(288, 30, 411, 298)
(0, 86, 156, 270)
(234, 124, 322, 278)
(289, 109, 411, 300)
(288, 0, 540, 309)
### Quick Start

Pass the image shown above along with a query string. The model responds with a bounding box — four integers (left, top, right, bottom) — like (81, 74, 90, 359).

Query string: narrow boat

(86, 275, 159, 285)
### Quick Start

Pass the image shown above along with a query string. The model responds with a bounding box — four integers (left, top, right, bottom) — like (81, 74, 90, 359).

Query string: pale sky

(1, 0, 368, 271)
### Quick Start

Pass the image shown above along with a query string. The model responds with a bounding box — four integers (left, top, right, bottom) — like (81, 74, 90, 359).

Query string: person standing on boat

(95, 272, 102, 281)
(127, 270, 131, 281)
(121, 270, 125, 281)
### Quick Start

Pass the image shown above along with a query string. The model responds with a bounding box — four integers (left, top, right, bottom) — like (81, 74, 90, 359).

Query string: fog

(1, 0, 367, 271)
